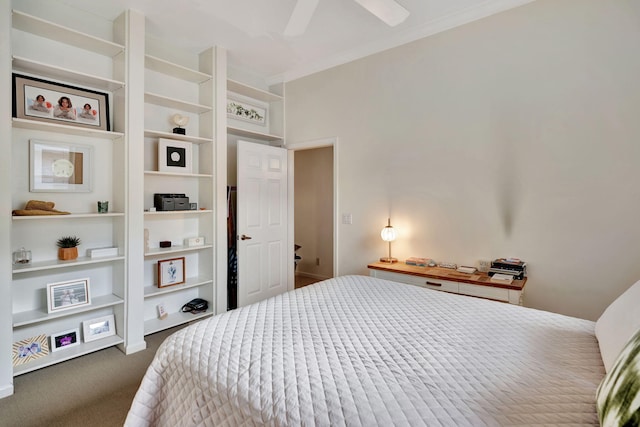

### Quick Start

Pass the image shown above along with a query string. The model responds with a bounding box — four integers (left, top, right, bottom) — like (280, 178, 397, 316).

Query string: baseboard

(0, 383, 14, 399)
(122, 341, 147, 355)
(296, 271, 330, 281)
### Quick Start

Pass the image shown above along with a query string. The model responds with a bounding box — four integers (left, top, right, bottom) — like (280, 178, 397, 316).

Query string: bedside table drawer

(458, 283, 509, 302)
(372, 269, 459, 293)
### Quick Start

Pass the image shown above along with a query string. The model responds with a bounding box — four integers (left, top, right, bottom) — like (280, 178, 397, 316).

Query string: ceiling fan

(284, 0, 410, 37)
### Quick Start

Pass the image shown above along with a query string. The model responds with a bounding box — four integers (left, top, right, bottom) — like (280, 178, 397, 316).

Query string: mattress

(126, 275, 605, 426)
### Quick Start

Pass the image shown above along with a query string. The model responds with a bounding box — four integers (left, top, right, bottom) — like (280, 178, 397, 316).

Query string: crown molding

(268, 0, 536, 85)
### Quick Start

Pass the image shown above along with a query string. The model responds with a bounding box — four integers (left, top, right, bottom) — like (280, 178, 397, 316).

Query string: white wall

(285, 0, 640, 321)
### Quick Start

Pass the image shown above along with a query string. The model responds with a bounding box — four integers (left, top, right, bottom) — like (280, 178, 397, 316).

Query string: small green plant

(56, 236, 81, 248)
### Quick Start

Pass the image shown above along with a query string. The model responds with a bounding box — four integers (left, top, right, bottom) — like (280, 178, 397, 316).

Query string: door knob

(240, 234, 252, 240)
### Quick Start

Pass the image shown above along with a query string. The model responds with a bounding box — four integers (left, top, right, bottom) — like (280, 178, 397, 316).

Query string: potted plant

(57, 236, 81, 261)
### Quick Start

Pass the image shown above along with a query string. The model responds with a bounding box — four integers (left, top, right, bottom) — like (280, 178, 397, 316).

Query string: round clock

(52, 159, 74, 178)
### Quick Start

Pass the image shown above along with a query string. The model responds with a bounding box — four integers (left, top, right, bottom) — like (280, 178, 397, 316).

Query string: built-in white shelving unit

(6, 7, 129, 381)
(141, 47, 217, 337)
(0, 4, 227, 399)
(226, 79, 284, 142)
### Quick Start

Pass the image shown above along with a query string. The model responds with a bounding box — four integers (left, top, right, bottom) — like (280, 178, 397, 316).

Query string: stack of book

(490, 273, 514, 284)
(405, 257, 432, 267)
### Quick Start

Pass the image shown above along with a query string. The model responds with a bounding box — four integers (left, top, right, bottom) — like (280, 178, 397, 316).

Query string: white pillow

(595, 279, 640, 372)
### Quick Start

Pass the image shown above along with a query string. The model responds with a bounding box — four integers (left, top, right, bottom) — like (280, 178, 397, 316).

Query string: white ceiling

(58, 0, 535, 83)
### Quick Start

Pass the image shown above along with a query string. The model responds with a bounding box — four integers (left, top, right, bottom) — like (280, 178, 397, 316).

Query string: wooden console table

(367, 261, 527, 305)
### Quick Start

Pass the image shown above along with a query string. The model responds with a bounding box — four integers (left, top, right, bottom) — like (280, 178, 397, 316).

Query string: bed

(125, 275, 639, 426)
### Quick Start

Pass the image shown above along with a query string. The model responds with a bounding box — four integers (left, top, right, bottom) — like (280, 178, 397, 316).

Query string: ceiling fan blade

(284, 0, 320, 37)
(353, 0, 409, 27)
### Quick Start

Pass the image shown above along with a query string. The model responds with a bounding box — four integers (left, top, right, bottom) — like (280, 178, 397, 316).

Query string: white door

(237, 140, 289, 307)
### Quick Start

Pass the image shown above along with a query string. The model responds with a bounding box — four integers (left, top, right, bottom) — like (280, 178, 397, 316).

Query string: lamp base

(380, 257, 398, 263)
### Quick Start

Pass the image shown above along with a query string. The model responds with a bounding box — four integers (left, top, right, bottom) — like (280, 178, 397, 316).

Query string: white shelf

(227, 125, 283, 141)
(13, 334, 124, 376)
(227, 79, 282, 103)
(144, 245, 213, 257)
(12, 256, 124, 274)
(12, 213, 124, 221)
(145, 92, 212, 114)
(145, 55, 211, 83)
(12, 118, 124, 139)
(144, 310, 212, 336)
(144, 129, 213, 144)
(12, 56, 125, 91)
(144, 276, 213, 298)
(13, 294, 124, 327)
(144, 171, 213, 178)
(12, 10, 124, 57)
(140, 48, 217, 341)
(144, 210, 213, 217)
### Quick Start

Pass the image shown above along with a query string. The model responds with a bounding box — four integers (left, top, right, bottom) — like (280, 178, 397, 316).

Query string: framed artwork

(83, 314, 116, 342)
(46, 278, 91, 313)
(227, 97, 267, 126)
(157, 257, 186, 288)
(30, 139, 93, 192)
(13, 73, 110, 131)
(50, 328, 80, 352)
(12, 334, 49, 366)
(158, 138, 192, 173)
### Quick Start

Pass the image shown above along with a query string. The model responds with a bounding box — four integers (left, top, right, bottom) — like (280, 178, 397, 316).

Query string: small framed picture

(157, 303, 168, 320)
(30, 139, 93, 193)
(157, 257, 186, 288)
(227, 97, 267, 126)
(158, 138, 192, 173)
(83, 314, 116, 342)
(50, 328, 80, 352)
(13, 334, 49, 366)
(47, 278, 91, 313)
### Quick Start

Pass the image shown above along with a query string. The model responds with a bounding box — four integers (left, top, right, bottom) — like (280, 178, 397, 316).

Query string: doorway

(291, 141, 336, 288)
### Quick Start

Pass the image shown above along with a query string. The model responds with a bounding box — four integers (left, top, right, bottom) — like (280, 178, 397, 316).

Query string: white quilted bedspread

(126, 275, 604, 426)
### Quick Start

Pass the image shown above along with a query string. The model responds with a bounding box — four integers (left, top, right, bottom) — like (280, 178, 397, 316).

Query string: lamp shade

(380, 225, 397, 242)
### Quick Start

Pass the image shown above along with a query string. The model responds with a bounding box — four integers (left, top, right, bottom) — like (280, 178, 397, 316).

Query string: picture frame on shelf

(13, 73, 110, 131)
(157, 303, 168, 320)
(12, 334, 49, 366)
(227, 96, 267, 126)
(157, 257, 186, 288)
(50, 328, 80, 352)
(82, 314, 116, 342)
(158, 138, 192, 174)
(46, 278, 91, 313)
(30, 139, 93, 192)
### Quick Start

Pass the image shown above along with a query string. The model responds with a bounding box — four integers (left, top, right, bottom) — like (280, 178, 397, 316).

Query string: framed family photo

(46, 278, 91, 313)
(157, 257, 186, 288)
(13, 73, 110, 131)
(83, 314, 116, 342)
(30, 139, 92, 192)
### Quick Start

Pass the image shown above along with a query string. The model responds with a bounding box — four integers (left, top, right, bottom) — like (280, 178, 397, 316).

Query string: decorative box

(185, 237, 205, 247)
